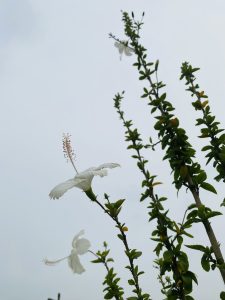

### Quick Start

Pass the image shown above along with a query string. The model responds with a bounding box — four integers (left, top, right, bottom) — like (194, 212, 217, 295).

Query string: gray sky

(1, 0, 225, 299)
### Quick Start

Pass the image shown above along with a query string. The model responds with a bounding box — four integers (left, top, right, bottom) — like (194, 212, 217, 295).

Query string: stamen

(62, 133, 79, 174)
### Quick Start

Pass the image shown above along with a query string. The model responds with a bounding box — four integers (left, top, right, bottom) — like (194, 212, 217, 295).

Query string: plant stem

(187, 174, 225, 284)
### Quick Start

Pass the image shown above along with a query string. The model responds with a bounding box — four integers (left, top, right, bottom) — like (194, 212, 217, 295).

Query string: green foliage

(91, 243, 124, 300)
(180, 62, 225, 182)
(114, 90, 201, 297)
(105, 199, 126, 218)
(112, 10, 225, 299)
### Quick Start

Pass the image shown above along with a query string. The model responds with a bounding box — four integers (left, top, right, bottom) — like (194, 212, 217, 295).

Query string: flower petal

(73, 172, 93, 191)
(73, 163, 120, 191)
(68, 250, 85, 274)
(72, 229, 85, 247)
(92, 169, 108, 177)
(114, 41, 123, 54)
(49, 178, 77, 199)
(74, 238, 91, 255)
(96, 163, 120, 170)
(124, 47, 133, 56)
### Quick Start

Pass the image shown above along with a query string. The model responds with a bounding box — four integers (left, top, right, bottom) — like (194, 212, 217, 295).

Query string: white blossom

(114, 40, 134, 60)
(44, 230, 91, 274)
(49, 163, 120, 200)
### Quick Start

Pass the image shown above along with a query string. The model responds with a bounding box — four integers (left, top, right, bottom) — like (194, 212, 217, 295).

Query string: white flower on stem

(44, 230, 91, 274)
(49, 162, 120, 199)
(49, 134, 120, 200)
(114, 40, 134, 60)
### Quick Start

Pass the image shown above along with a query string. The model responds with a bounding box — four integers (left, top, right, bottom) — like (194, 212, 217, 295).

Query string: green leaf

(181, 273, 193, 293)
(104, 292, 114, 299)
(220, 292, 225, 300)
(91, 258, 102, 263)
(195, 171, 207, 184)
(201, 145, 212, 151)
(163, 250, 173, 264)
(133, 251, 142, 259)
(186, 270, 198, 285)
(167, 295, 177, 300)
(177, 252, 189, 272)
(128, 279, 135, 286)
(117, 234, 123, 241)
(219, 134, 225, 143)
(185, 244, 206, 252)
(201, 254, 210, 271)
(185, 296, 195, 300)
(154, 243, 163, 256)
(200, 182, 217, 194)
(206, 211, 222, 219)
(187, 203, 196, 210)
(114, 199, 125, 209)
(220, 198, 225, 207)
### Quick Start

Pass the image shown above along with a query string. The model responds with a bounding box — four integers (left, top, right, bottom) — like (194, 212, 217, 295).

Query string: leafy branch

(180, 62, 225, 183)
(114, 11, 225, 284)
(114, 92, 197, 299)
(90, 242, 124, 300)
(85, 189, 151, 300)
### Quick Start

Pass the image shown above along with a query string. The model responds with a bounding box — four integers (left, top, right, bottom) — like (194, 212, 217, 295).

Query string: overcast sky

(1, 1, 225, 299)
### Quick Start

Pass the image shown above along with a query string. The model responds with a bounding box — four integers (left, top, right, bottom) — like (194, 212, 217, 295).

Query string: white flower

(44, 230, 91, 274)
(114, 40, 134, 60)
(49, 163, 120, 200)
